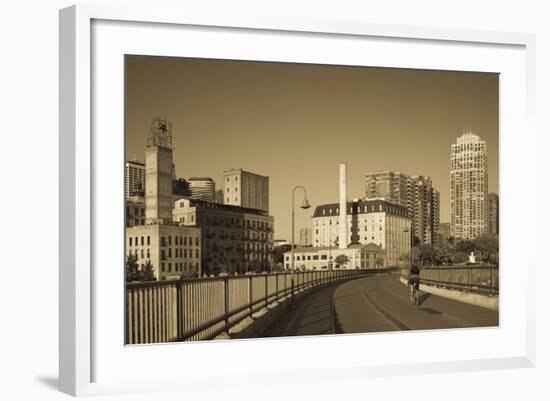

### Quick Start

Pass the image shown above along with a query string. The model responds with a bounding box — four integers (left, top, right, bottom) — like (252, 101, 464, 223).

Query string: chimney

(339, 163, 347, 249)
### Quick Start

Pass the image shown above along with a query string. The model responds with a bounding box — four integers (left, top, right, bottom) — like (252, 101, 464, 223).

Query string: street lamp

(291, 186, 311, 306)
(404, 227, 413, 268)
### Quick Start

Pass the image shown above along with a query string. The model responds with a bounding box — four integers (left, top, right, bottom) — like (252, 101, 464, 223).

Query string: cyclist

(408, 263, 420, 303)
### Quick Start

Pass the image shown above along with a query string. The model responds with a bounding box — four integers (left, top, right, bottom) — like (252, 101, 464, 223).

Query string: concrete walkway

(334, 273, 498, 333)
(261, 284, 337, 337)
(261, 273, 498, 338)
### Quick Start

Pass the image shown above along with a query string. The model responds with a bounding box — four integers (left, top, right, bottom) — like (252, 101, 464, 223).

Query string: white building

(284, 243, 385, 271)
(311, 199, 410, 267)
(223, 168, 269, 212)
(450, 130, 489, 239)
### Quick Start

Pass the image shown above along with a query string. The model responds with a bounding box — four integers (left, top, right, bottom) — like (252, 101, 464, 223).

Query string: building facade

(299, 228, 313, 247)
(125, 160, 145, 199)
(173, 198, 274, 275)
(438, 222, 451, 246)
(284, 243, 385, 271)
(488, 192, 499, 235)
(311, 199, 411, 267)
(126, 223, 201, 280)
(223, 168, 269, 212)
(450, 130, 489, 239)
(188, 177, 216, 203)
(365, 171, 440, 246)
(125, 195, 145, 227)
(126, 117, 202, 281)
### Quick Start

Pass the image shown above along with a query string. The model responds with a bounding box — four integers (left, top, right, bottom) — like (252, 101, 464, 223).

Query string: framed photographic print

(59, 4, 536, 397)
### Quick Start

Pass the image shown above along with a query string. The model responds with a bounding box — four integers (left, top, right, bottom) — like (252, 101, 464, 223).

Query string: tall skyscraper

(488, 192, 499, 235)
(125, 160, 145, 198)
(450, 130, 488, 239)
(365, 171, 440, 245)
(223, 168, 269, 212)
(188, 177, 216, 202)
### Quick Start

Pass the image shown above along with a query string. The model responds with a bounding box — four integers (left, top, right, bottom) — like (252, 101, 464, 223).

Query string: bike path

(334, 273, 499, 333)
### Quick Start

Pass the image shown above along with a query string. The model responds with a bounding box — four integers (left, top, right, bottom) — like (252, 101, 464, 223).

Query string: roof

(313, 199, 409, 218)
(290, 243, 384, 253)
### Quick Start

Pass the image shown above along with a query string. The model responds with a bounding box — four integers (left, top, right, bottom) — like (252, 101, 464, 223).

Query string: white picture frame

(59, 4, 536, 397)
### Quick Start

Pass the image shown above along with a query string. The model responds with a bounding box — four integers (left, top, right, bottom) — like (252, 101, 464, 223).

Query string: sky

(125, 55, 499, 241)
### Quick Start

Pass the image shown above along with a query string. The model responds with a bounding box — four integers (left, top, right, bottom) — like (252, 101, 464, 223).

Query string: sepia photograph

(124, 55, 499, 344)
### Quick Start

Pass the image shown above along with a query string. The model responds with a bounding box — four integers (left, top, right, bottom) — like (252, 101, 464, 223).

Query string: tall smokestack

(339, 163, 347, 249)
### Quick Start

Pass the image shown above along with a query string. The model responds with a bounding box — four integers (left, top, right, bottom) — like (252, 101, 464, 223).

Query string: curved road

(261, 273, 498, 337)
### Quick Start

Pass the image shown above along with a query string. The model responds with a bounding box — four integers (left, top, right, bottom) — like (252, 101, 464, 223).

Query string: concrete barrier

(400, 277, 499, 311)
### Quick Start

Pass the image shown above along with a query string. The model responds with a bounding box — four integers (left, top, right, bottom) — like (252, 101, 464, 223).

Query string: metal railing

(401, 264, 499, 296)
(126, 268, 385, 344)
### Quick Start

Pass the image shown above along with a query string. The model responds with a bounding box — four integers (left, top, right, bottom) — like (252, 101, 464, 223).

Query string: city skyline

(126, 55, 499, 240)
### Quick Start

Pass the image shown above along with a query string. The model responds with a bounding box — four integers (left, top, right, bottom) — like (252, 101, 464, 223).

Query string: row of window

(161, 261, 199, 273)
(160, 248, 199, 260)
(161, 236, 199, 247)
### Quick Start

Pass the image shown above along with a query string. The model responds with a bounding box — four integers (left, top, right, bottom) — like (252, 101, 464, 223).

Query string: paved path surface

(261, 285, 337, 337)
(334, 273, 498, 333)
(261, 273, 498, 337)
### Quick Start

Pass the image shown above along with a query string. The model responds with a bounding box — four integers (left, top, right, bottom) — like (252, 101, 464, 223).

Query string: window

(168, 236, 172, 245)
(195, 237, 199, 246)
(195, 249, 199, 258)
(147, 236, 150, 245)
(140, 236, 144, 246)
(129, 237, 132, 246)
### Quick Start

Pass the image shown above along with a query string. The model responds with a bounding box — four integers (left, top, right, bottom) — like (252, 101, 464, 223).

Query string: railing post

(224, 276, 229, 332)
(491, 265, 495, 296)
(249, 275, 253, 315)
(468, 267, 471, 292)
(265, 273, 268, 309)
(275, 273, 279, 302)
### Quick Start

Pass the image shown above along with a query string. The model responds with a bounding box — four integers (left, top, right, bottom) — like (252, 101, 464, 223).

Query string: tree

(454, 239, 476, 254)
(125, 254, 139, 282)
(473, 234, 499, 264)
(139, 260, 156, 281)
(416, 244, 437, 266)
(334, 254, 349, 268)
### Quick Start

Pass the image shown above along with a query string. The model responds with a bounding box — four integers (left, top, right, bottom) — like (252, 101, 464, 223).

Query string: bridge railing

(126, 268, 387, 344)
(401, 264, 499, 296)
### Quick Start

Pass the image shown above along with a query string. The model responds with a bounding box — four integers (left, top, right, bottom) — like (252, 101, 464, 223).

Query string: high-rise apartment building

(450, 130, 489, 239)
(188, 177, 216, 203)
(223, 169, 269, 212)
(488, 192, 499, 235)
(365, 171, 440, 246)
(125, 160, 145, 198)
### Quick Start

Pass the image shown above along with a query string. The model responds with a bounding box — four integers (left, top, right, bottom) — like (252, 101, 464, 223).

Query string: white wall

(1, 1, 548, 400)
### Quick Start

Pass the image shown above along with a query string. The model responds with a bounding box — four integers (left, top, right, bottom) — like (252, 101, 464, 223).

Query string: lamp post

(291, 186, 311, 306)
(404, 227, 413, 267)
